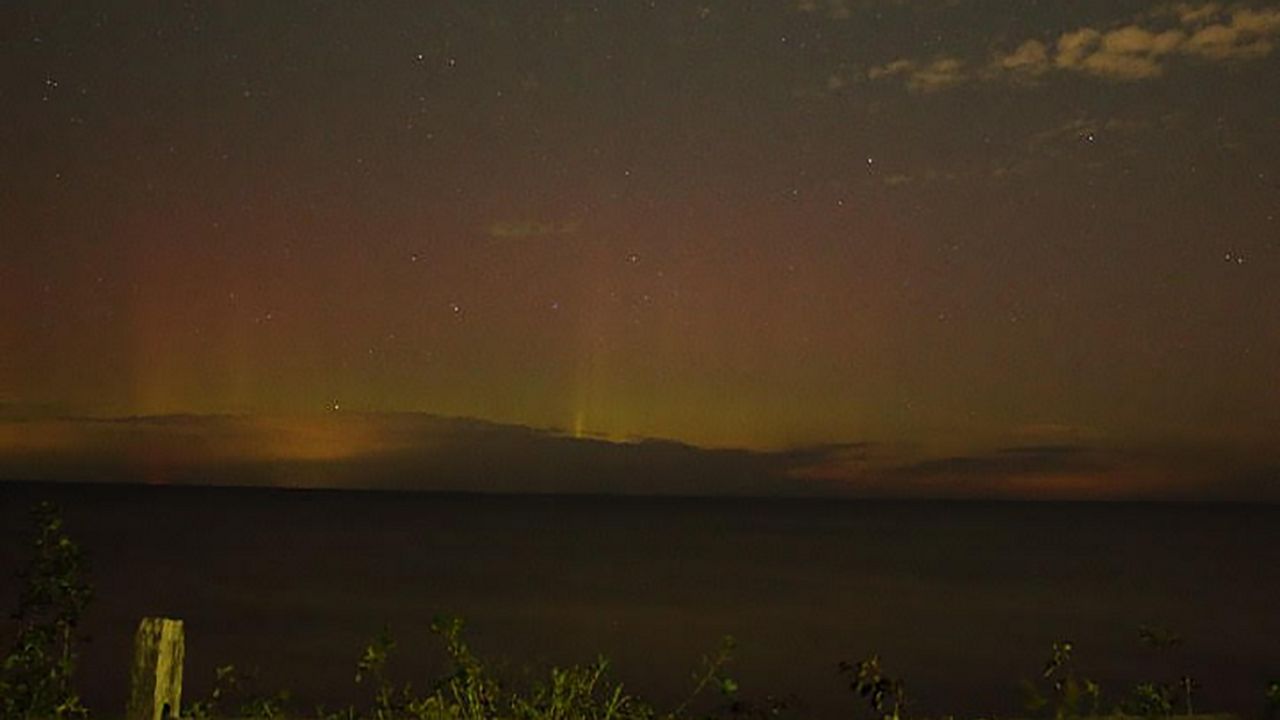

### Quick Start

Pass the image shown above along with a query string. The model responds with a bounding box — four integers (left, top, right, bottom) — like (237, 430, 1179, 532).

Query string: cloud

(1182, 8, 1280, 60)
(867, 58, 914, 80)
(486, 219, 580, 238)
(0, 414, 846, 497)
(1055, 28, 1103, 69)
(996, 39, 1051, 75)
(910, 57, 968, 90)
(1052, 6, 1280, 76)
(1231, 6, 1280, 32)
(885, 445, 1102, 483)
(867, 57, 967, 92)
(794, 441, 1280, 502)
(869, 3, 1280, 91)
(1081, 48, 1164, 80)
(795, 0, 852, 20)
(786, 442, 1126, 499)
(1103, 26, 1186, 55)
(797, 0, 950, 17)
(0, 401, 74, 420)
(1051, 25, 1185, 80)
(3, 415, 1277, 501)
(1027, 115, 1156, 150)
(1170, 2, 1223, 25)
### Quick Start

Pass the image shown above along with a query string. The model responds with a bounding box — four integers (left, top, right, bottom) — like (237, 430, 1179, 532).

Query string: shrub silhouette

(0, 502, 93, 720)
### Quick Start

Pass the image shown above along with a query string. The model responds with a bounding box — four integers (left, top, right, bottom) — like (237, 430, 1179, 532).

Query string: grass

(180, 622, 1262, 720)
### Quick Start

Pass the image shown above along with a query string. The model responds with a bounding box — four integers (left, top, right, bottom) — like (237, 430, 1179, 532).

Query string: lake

(1, 482, 1277, 718)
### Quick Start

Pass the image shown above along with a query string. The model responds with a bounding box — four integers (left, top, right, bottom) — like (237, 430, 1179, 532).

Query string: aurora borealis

(2, 1, 1278, 499)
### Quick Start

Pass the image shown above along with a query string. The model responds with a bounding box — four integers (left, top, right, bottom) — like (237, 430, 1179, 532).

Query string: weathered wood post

(127, 617, 185, 720)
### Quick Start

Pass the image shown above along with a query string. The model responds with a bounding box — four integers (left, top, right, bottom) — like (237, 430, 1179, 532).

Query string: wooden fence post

(126, 617, 185, 720)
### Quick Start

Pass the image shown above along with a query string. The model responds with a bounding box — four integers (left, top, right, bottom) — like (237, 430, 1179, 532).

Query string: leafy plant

(838, 655, 906, 720)
(186, 664, 291, 720)
(1021, 641, 1100, 720)
(512, 657, 650, 720)
(373, 619, 656, 720)
(240, 691, 292, 720)
(0, 502, 93, 720)
(720, 692, 802, 720)
(187, 664, 240, 720)
(669, 634, 737, 719)
(1130, 625, 1195, 717)
(430, 616, 502, 720)
(1121, 682, 1174, 718)
(356, 625, 400, 720)
(1177, 675, 1199, 717)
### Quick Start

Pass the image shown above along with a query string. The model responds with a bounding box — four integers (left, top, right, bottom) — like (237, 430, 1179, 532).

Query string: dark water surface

(2, 482, 1277, 718)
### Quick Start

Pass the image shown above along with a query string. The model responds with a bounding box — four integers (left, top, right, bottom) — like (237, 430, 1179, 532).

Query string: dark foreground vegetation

(3, 503, 1277, 720)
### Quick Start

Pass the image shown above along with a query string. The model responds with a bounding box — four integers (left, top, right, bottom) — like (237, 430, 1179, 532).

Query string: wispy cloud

(486, 219, 580, 238)
(795, 0, 852, 20)
(867, 57, 968, 92)
(795, 0, 953, 18)
(1164, 2, 1224, 25)
(869, 3, 1280, 89)
(792, 441, 1280, 501)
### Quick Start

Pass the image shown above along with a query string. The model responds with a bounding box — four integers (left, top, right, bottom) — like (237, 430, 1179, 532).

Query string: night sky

(3, 1, 1278, 499)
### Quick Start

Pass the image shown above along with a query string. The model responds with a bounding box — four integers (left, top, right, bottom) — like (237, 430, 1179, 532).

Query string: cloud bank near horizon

(0, 413, 1274, 501)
